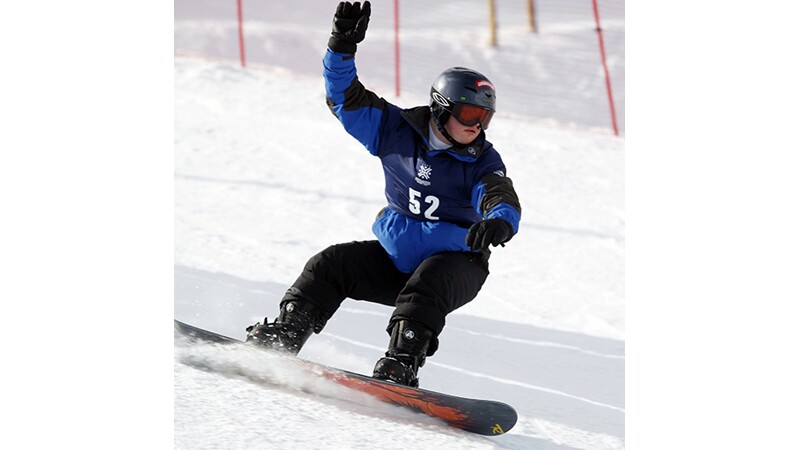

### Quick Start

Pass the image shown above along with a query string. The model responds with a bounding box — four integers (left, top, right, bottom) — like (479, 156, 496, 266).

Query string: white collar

(428, 122, 451, 150)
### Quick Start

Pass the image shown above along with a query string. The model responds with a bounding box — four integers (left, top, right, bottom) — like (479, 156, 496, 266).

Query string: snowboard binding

(245, 300, 326, 355)
(372, 319, 434, 387)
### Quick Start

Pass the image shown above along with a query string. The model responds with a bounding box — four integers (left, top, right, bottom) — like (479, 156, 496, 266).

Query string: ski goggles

(451, 103, 495, 130)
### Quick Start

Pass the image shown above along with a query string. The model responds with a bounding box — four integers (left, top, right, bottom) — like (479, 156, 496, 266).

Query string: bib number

(408, 188, 440, 220)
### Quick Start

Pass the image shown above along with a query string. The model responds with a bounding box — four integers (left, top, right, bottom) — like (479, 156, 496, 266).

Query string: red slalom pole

(591, 0, 618, 135)
(394, 0, 400, 97)
(237, 0, 246, 67)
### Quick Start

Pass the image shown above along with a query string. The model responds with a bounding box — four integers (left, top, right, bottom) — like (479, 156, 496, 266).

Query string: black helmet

(430, 67, 496, 130)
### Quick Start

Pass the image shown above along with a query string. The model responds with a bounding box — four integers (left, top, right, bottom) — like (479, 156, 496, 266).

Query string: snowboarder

(246, 1, 521, 388)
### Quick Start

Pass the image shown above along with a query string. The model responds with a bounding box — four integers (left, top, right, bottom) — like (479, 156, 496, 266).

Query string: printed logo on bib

(415, 164, 432, 186)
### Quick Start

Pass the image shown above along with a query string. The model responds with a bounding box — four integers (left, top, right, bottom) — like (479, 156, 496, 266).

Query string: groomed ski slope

(174, 57, 624, 449)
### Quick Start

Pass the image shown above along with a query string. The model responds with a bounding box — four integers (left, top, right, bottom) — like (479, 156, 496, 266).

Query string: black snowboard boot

(372, 319, 434, 387)
(245, 300, 327, 355)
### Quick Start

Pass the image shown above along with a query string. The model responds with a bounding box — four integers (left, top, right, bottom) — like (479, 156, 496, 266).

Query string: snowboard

(174, 319, 517, 436)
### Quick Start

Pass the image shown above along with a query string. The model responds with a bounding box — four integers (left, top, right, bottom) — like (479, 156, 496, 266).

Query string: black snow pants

(281, 240, 490, 356)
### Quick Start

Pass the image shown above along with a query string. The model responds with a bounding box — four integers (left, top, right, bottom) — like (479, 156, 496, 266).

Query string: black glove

(328, 1, 371, 54)
(465, 218, 514, 251)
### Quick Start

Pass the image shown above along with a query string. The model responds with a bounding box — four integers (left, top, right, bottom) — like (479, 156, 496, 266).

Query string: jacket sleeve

(323, 49, 387, 156)
(470, 168, 522, 233)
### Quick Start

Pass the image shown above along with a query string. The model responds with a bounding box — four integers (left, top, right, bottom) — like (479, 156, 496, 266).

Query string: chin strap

(431, 109, 460, 147)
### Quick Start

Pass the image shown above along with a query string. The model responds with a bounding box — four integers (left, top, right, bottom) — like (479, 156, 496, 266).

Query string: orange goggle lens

(452, 103, 494, 129)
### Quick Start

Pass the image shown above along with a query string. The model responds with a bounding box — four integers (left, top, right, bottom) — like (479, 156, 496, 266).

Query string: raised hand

(328, 1, 372, 53)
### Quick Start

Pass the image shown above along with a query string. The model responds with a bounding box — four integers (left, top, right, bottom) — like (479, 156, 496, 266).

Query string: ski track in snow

(326, 331, 624, 414)
(175, 333, 624, 450)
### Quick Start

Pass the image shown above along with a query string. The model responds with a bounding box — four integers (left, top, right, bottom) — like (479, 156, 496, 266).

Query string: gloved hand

(328, 1, 371, 54)
(465, 218, 514, 251)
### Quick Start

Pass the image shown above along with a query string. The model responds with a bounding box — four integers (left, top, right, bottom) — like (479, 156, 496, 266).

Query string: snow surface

(173, 55, 624, 449)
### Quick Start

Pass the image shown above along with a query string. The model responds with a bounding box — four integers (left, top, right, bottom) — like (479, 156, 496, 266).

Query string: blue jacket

(323, 50, 521, 273)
